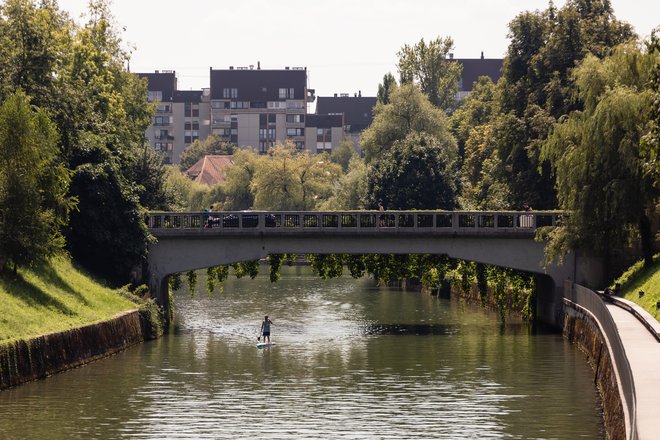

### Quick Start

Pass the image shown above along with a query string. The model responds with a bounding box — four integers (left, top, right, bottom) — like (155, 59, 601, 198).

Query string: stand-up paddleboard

(256, 342, 276, 349)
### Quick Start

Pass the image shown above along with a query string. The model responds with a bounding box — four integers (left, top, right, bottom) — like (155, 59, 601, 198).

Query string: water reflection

(0, 266, 603, 439)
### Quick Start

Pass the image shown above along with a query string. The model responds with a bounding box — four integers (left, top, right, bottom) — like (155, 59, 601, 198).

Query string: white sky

(61, 0, 659, 98)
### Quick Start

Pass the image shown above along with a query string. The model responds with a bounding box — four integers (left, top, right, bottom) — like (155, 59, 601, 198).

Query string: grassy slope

(618, 258, 660, 321)
(0, 257, 137, 344)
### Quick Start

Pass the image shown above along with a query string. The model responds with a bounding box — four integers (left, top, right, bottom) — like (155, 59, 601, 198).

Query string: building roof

(305, 114, 343, 128)
(185, 155, 234, 186)
(315, 96, 377, 133)
(210, 67, 307, 101)
(137, 71, 177, 101)
(452, 58, 503, 91)
(174, 90, 203, 104)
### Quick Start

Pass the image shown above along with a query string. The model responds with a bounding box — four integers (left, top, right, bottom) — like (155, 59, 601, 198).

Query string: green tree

(376, 72, 397, 105)
(220, 149, 259, 210)
(179, 135, 235, 171)
(0, 91, 75, 272)
(458, 123, 510, 210)
(542, 42, 658, 274)
(0, 0, 72, 107)
(360, 84, 454, 162)
(367, 132, 459, 210)
(642, 29, 660, 193)
(251, 144, 341, 210)
(320, 157, 368, 210)
(397, 36, 462, 111)
(62, 1, 159, 283)
(450, 76, 498, 158)
(0, 0, 169, 283)
(329, 139, 355, 172)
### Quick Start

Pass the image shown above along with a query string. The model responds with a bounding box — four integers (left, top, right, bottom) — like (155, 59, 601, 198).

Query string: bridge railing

(146, 211, 564, 234)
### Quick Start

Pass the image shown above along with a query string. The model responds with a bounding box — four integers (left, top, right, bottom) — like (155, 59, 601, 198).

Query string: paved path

(606, 303, 660, 440)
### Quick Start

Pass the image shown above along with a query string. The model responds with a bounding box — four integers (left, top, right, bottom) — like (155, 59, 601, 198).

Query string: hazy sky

(62, 0, 659, 98)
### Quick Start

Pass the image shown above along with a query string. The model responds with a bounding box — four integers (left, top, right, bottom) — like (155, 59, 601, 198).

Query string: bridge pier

(150, 274, 171, 327)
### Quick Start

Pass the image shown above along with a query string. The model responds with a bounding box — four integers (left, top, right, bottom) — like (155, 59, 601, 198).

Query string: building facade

(138, 71, 211, 165)
(208, 66, 316, 153)
(315, 93, 377, 154)
(140, 66, 350, 163)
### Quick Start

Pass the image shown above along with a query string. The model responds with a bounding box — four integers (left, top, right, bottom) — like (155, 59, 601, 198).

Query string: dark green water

(0, 266, 603, 439)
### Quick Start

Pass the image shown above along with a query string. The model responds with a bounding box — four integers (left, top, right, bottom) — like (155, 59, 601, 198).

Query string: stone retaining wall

(563, 303, 626, 440)
(0, 310, 145, 390)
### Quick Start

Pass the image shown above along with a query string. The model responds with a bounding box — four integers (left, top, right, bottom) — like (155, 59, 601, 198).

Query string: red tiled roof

(185, 155, 234, 186)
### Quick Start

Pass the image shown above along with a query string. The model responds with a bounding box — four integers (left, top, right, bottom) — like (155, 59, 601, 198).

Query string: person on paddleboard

(260, 315, 273, 344)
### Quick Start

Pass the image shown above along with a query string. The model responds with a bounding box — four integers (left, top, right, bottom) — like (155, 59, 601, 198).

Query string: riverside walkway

(606, 298, 660, 440)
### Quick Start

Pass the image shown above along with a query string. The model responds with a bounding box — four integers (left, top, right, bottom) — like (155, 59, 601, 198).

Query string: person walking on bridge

(260, 315, 273, 344)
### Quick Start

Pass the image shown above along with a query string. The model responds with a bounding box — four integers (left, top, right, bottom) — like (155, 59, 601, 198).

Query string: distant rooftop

(209, 65, 307, 101)
(185, 155, 234, 186)
(316, 95, 377, 133)
(137, 71, 177, 101)
(449, 53, 503, 91)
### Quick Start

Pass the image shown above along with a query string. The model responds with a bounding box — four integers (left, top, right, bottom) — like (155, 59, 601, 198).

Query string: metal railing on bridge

(146, 211, 563, 235)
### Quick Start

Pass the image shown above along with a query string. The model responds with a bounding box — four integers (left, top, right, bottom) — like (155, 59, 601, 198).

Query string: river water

(0, 266, 603, 439)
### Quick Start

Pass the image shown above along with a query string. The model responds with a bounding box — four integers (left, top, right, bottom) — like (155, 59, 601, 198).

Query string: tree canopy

(360, 84, 454, 163)
(367, 132, 459, 210)
(541, 42, 658, 273)
(397, 36, 462, 111)
(0, 91, 75, 272)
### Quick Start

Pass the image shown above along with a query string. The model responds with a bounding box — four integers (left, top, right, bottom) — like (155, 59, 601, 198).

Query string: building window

(268, 101, 287, 109)
(222, 88, 238, 99)
(289, 88, 295, 99)
(287, 128, 304, 137)
(286, 114, 304, 123)
(317, 128, 331, 142)
(279, 88, 287, 99)
(287, 100, 304, 109)
(295, 141, 305, 150)
(211, 101, 230, 109)
(148, 91, 162, 102)
(230, 101, 250, 109)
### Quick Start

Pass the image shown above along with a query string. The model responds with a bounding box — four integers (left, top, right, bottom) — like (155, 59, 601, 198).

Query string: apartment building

(138, 71, 210, 165)
(316, 93, 377, 153)
(304, 114, 345, 154)
(209, 65, 317, 153)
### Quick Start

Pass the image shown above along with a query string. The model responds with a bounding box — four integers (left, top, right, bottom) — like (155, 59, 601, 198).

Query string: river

(0, 265, 603, 439)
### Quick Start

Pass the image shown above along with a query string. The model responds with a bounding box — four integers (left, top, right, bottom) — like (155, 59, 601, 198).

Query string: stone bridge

(146, 210, 603, 326)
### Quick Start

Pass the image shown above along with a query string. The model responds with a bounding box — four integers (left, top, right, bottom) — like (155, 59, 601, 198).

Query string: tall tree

(251, 144, 340, 211)
(220, 149, 259, 211)
(0, 91, 75, 272)
(450, 76, 498, 158)
(541, 42, 658, 274)
(367, 132, 459, 210)
(471, 0, 637, 212)
(320, 157, 368, 211)
(62, 1, 159, 283)
(397, 36, 462, 111)
(360, 84, 454, 162)
(376, 72, 397, 105)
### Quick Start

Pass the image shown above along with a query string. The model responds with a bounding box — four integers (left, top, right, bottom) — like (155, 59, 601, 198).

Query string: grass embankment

(615, 255, 660, 321)
(0, 257, 137, 344)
